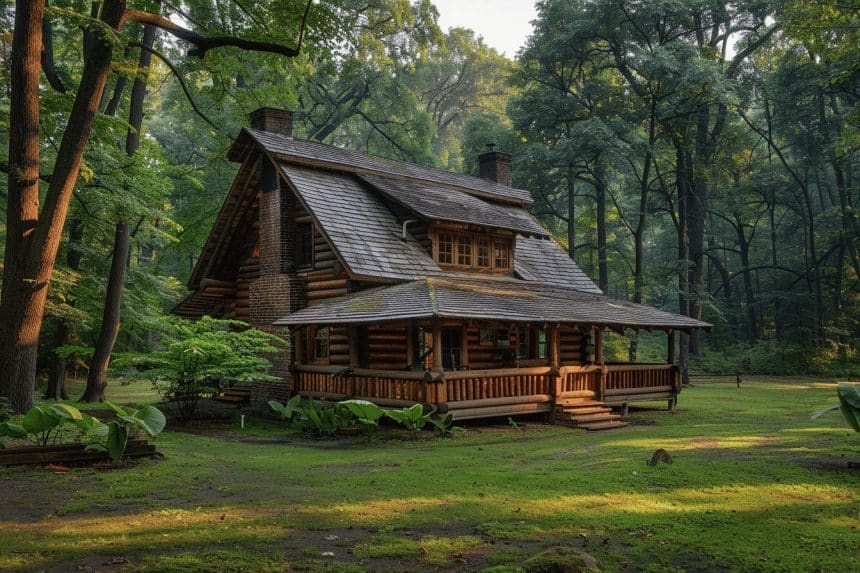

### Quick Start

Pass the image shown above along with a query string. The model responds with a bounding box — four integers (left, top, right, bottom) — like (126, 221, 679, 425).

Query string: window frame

(308, 326, 330, 363)
(434, 229, 513, 272)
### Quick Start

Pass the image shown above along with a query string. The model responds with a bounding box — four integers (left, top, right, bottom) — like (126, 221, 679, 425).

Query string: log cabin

(176, 107, 710, 430)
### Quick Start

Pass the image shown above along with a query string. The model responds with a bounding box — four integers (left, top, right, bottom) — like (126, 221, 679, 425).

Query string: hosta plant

(812, 383, 860, 433)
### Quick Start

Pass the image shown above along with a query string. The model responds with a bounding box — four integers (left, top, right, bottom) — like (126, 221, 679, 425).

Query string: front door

(441, 328, 462, 370)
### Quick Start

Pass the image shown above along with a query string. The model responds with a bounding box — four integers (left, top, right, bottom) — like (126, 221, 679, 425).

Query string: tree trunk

(84, 15, 158, 399)
(0, 0, 125, 412)
(567, 172, 576, 258)
(0, 0, 46, 413)
(45, 218, 84, 400)
(80, 221, 130, 402)
(676, 145, 691, 386)
(736, 221, 757, 344)
(595, 162, 609, 293)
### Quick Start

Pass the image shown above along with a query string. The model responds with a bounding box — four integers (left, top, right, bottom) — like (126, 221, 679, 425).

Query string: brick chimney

(478, 144, 512, 186)
(248, 107, 293, 137)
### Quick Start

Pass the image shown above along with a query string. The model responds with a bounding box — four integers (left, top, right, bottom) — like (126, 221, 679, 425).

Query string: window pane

(476, 239, 490, 267)
(537, 328, 547, 359)
(494, 239, 511, 269)
(438, 232, 454, 264)
(518, 327, 530, 358)
(457, 236, 472, 265)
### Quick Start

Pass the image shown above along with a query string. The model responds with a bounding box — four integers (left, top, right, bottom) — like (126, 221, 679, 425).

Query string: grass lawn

(1, 376, 857, 572)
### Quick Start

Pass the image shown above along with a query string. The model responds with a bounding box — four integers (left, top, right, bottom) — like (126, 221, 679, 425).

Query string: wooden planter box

(0, 439, 157, 466)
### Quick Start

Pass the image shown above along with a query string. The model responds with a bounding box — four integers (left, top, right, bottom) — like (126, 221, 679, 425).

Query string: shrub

(120, 316, 287, 420)
(270, 397, 354, 436)
(85, 403, 167, 460)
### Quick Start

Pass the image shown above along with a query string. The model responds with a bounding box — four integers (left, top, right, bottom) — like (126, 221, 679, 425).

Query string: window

(476, 238, 490, 267)
(517, 326, 530, 358)
(435, 231, 513, 271)
(296, 222, 314, 268)
(480, 327, 511, 347)
(313, 327, 329, 360)
(438, 232, 454, 264)
(537, 328, 548, 359)
(494, 239, 511, 269)
(457, 237, 472, 266)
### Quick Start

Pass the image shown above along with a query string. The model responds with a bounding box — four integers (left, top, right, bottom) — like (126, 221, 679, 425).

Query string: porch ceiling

(273, 275, 712, 330)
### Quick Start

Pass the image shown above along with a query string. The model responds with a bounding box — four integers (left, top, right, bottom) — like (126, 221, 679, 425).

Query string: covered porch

(275, 276, 704, 426)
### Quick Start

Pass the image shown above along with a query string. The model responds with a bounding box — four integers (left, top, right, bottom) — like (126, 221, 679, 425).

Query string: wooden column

(667, 329, 675, 364)
(431, 318, 443, 372)
(593, 325, 604, 365)
(348, 325, 360, 367)
(548, 324, 560, 368)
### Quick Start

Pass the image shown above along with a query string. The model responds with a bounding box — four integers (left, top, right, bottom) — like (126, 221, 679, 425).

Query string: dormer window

(494, 239, 512, 269)
(433, 229, 514, 271)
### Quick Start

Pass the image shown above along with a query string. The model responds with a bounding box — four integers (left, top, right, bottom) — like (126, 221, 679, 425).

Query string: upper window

(435, 231, 513, 271)
(494, 239, 512, 269)
(438, 232, 454, 265)
(296, 222, 314, 268)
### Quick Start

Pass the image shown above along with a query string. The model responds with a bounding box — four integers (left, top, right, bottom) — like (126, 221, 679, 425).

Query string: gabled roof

(273, 275, 711, 331)
(281, 165, 441, 282)
(235, 128, 533, 205)
(359, 174, 549, 237)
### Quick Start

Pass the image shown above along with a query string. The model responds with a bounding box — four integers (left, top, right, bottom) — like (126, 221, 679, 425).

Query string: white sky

(433, 0, 538, 58)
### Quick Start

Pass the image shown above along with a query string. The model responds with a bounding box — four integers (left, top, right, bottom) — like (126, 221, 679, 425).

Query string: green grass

(1, 377, 858, 572)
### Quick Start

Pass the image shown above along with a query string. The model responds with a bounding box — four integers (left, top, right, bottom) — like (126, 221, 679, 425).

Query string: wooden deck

(292, 363, 680, 425)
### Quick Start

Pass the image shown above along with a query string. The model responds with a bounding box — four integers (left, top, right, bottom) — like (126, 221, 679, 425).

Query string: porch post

(593, 325, 604, 365)
(667, 329, 675, 364)
(594, 325, 606, 402)
(432, 318, 443, 372)
(548, 324, 560, 368)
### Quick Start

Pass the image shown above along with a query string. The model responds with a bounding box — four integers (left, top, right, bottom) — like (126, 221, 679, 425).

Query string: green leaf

(49, 404, 84, 421)
(22, 406, 61, 434)
(0, 422, 28, 440)
(132, 406, 167, 437)
(106, 423, 129, 461)
(341, 400, 385, 424)
(74, 414, 110, 438)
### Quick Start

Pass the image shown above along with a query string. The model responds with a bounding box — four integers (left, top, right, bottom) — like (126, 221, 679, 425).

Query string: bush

(119, 316, 287, 420)
(691, 340, 860, 377)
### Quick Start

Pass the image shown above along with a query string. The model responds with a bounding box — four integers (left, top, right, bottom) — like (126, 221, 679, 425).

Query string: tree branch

(122, 2, 312, 59)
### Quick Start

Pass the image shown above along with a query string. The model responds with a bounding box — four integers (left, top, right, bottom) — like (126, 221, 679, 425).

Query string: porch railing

(292, 363, 679, 411)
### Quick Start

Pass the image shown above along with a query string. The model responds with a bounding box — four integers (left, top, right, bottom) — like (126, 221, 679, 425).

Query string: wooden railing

(293, 363, 679, 410)
(442, 367, 553, 402)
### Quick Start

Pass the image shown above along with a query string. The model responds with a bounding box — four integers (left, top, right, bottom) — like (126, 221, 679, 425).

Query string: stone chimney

(248, 107, 293, 137)
(478, 143, 512, 186)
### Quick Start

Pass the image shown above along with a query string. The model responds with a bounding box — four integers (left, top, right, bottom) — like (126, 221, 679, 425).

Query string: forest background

(0, 0, 857, 410)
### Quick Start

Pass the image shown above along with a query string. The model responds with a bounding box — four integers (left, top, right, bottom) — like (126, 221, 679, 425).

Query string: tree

(1, 0, 313, 412)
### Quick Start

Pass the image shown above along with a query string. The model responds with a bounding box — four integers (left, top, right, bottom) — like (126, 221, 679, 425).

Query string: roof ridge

(243, 128, 533, 205)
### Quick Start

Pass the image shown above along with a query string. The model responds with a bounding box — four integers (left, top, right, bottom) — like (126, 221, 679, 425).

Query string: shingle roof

(281, 165, 441, 281)
(244, 128, 533, 205)
(274, 275, 711, 330)
(515, 236, 602, 294)
(359, 174, 549, 237)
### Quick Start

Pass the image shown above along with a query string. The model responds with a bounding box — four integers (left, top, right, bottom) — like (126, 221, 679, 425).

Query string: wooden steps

(214, 385, 252, 405)
(553, 399, 629, 431)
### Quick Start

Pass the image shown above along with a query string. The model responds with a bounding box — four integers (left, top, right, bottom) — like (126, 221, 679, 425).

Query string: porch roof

(274, 275, 711, 330)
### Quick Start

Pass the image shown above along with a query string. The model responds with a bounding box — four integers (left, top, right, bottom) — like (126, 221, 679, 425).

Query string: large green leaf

(74, 414, 110, 438)
(0, 422, 28, 440)
(132, 406, 167, 437)
(837, 384, 860, 433)
(341, 400, 385, 424)
(21, 406, 61, 434)
(106, 423, 129, 461)
(50, 404, 84, 421)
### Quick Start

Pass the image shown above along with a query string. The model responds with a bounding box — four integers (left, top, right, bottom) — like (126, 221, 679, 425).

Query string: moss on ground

(0, 377, 857, 572)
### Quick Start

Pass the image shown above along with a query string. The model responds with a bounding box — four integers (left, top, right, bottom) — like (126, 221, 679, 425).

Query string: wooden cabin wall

(410, 221, 432, 254)
(465, 327, 516, 370)
(367, 325, 408, 370)
(328, 327, 350, 366)
(559, 325, 585, 363)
